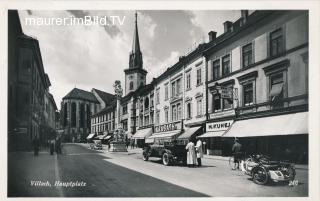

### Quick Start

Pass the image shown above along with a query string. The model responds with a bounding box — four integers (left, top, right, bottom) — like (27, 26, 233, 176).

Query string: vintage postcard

(1, 0, 320, 200)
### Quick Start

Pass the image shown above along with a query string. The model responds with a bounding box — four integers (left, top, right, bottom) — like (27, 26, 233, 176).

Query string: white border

(0, 1, 319, 201)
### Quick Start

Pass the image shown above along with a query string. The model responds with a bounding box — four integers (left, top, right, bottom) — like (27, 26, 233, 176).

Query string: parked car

(90, 140, 103, 150)
(142, 140, 187, 166)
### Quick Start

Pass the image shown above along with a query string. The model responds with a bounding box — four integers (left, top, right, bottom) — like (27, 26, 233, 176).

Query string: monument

(109, 80, 128, 152)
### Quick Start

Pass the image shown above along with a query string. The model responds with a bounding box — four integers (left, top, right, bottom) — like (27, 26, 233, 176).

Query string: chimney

(208, 31, 217, 42)
(241, 10, 248, 24)
(223, 21, 233, 33)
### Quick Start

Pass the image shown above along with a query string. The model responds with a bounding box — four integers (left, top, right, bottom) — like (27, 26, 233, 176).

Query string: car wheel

(252, 167, 269, 185)
(162, 153, 171, 166)
(142, 152, 149, 161)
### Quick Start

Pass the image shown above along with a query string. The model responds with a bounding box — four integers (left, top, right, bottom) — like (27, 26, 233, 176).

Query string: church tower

(124, 12, 147, 95)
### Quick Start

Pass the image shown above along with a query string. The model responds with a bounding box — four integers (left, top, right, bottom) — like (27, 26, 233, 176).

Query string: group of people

(49, 136, 62, 155)
(185, 138, 203, 167)
(186, 137, 243, 169)
(32, 136, 62, 156)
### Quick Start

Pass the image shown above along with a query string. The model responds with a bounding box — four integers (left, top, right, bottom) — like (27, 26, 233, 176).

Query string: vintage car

(142, 139, 187, 166)
(90, 140, 103, 150)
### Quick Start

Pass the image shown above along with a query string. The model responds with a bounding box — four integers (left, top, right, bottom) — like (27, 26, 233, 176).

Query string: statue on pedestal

(109, 80, 127, 152)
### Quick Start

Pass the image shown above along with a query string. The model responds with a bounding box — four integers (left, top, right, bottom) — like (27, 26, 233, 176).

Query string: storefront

(132, 127, 153, 147)
(145, 121, 182, 144)
(198, 120, 234, 155)
(223, 112, 308, 163)
(176, 126, 203, 145)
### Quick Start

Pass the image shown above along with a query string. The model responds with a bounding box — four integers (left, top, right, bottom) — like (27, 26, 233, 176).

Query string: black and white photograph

(2, 0, 320, 200)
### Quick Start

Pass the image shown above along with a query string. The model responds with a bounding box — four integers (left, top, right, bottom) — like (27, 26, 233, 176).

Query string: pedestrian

(195, 138, 203, 167)
(185, 141, 197, 167)
(55, 137, 62, 154)
(33, 137, 40, 156)
(126, 139, 130, 149)
(49, 140, 55, 155)
(232, 138, 242, 170)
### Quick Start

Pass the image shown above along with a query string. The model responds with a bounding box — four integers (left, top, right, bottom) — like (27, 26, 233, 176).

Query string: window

(172, 105, 177, 122)
(71, 102, 77, 127)
(144, 116, 149, 126)
(242, 43, 253, 68)
(177, 78, 181, 94)
(129, 81, 134, 90)
(171, 82, 175, 97)
(197, 99, 202, 116)
(270, 73, 284, 103)
(186, 72, 191, 90)
(165, 84, 169, 100)
(171, 78, 182, 98)
(212, 60, 220, 80)
(196, 68, 202, 86)
(165, 109, 169, 123)
(156, 111, 160, 124)
(222, 55, 230, 76)
(150, 112, 154, 124)
(144, 97, 149, 109)
(156, 88, 160, 104)
(270, 29, 283, 57)
(213, 94, 221, 111)
(122, 105, 128, 115)
(150, 94, 154, 107)
(243, 83, 254, 106)
(177, 103, 182, 120)
(186, 102, 192, 119)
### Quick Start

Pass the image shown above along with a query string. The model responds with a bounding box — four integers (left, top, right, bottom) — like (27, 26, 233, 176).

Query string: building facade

(203, 10, 308, 162)
(8, 10, 55, 150)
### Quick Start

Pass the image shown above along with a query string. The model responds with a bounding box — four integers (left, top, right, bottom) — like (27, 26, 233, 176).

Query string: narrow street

(8, 143, 308, 197)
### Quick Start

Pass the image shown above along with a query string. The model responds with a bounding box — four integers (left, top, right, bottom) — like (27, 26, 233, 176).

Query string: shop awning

(146, 130, 181, 140)
(178, 126, 201, 139)
(198, 131, 226, 138)
(97, 134, 109, 140)
(132, 128, 153, 139)
(223, 112, 308, 137)
(86, 133, 95, 139)
(104, 135, 112, 140)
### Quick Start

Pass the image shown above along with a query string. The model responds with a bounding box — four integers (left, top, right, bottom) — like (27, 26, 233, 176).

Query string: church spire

(129, 11, 143, 69)
(132, 11, 141, 54)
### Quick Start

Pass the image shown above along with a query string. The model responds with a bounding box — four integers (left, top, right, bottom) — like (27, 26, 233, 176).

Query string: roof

(48, 93, 57, 111)
(63, 88, 99, 103)
(203, 10, 275, 56)
(92, 88, 116, 106)
(92, 99, 117, 117)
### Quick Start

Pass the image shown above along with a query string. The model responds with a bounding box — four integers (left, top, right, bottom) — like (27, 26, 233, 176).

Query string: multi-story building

(43, 75, 58, 143)
(202, 10, 308, 162)
(60, 88, 115, 142)
(148, 45, 207, 145)
(91, 100, 116, 137)
(8, 10, 53, 150)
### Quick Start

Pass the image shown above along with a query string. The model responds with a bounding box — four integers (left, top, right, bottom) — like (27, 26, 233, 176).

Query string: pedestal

(109, 141, 127, 152)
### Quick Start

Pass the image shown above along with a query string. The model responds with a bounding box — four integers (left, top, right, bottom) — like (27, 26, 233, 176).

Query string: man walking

(232, 138, 242, 170)
(195, 138, 203, 167)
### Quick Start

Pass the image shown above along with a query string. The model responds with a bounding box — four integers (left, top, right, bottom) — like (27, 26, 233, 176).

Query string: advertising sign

(206, 120, 234, 132)
(154, 122, 182, 133)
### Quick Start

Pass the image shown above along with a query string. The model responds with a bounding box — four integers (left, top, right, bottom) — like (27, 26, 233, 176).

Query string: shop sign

(154, 122, 181, 133)
(220, 87, 233, 99)
(206, 120, 234, 132)
(209, 109, 236, 119)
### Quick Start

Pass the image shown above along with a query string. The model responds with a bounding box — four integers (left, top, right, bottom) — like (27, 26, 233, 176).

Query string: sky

(18, 10, 246, 110)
